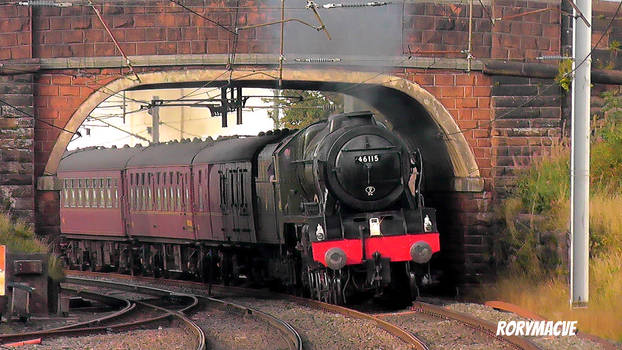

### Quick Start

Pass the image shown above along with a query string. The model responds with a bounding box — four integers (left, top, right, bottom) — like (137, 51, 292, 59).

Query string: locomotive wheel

(306, 268, 344, 305)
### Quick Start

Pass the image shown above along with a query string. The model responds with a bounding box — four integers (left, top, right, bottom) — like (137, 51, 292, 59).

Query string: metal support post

(570, 0, 591, 308)
(149, 95, 160, 143)
(236, 87, 243, 125)
(221, 87, 228, 128)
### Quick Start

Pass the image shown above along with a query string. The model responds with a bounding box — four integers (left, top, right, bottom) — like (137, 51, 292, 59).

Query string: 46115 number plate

(355, 154, 380, 163)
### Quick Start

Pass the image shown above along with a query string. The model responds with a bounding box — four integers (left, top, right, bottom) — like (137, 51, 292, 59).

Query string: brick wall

(403, 0, 561, 62)
(30, 1, 278, 58)
(491, 75, 563, 196)
(0, 6, 31, 60)
(0, 74, 35, 221)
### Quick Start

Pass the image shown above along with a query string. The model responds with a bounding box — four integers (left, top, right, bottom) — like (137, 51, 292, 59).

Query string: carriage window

(163, 187, 168, 211)
(240, 171, 245, 206)
(129, 188, 134, 210)
(185, 188, 189, 211)
(148, 187, 153, 210)
(198, 187, 203, 211)
(230, 170, 235, 207)
(137, 187, 141, 210)
(198, 170, 202, 184)
(156, 188, 161, 210)
(177, 188, 182, 211)
(114, 187, 119, 208)
(169, 172, 173, 185)
(77, 188, 83, 207)
(169, 187, 174, 211)
(84, 186, 90, 208)
(219, 172, 227, 208)
(136, 188, 141, 210)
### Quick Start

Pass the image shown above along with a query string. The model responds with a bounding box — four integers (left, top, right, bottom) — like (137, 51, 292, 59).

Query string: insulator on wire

(294, 58, 342, 63)
(18, 1, 73, 6)
(322, 1, 390, 8)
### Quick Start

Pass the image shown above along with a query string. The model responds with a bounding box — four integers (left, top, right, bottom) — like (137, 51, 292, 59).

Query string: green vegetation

(0, 212, 64, 281)
(483, 90, 622, 342)
(267, 90, 343, 129)
(0, 213, 47, 254)
(555, 59, 573, 92)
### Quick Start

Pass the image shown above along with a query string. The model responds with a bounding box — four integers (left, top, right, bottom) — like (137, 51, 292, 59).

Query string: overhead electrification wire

(168, 0, 237, 35)
(0, 98, 81, 136)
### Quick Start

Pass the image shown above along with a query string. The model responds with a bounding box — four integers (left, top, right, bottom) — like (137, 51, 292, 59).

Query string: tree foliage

(266, 90, 344, 129)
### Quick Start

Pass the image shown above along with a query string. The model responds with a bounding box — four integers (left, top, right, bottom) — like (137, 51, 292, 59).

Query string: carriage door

(226, 165, 239, 242)
(221, 164, 234, 242)
(235, 163, 253, 243)
(208, 164, 225, 241)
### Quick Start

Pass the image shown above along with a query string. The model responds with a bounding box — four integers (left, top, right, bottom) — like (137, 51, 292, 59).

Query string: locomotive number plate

(355, 154, 380, 164)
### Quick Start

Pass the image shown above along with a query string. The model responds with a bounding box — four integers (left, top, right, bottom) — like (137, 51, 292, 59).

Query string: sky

(69, 87, 277, 150)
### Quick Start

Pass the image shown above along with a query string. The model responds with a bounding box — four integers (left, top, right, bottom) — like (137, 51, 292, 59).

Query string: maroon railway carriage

(59, 112, 440, 304)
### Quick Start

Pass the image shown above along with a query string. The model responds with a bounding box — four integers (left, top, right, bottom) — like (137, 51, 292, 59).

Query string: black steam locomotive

(59, 111, 440, 304)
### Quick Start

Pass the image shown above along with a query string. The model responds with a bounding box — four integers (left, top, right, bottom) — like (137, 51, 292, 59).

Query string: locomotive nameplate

(355, 154, 380, 164)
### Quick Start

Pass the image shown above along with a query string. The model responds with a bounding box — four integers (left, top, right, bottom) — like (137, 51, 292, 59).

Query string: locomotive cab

(273, 111, 440, 304)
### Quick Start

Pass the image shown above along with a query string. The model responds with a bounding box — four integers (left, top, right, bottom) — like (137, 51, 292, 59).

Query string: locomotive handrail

(340, 146, 398, 152)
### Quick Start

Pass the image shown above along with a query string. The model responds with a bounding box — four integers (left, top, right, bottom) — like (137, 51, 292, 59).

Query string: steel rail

(0, 288, 134, 344)
(201, 296, 303, 350)
(64, 270, 421, 349)
(65, 278, 205, 350)
(411, 302, 542, 350)
(64, 275, 300, 350)
(0, 281, 204, 350)
(291, 297, 429, 350)
(52, 287, 135, 330)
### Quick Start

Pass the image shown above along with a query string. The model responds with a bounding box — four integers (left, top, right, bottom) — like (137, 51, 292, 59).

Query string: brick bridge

(1, 0, 621, 282)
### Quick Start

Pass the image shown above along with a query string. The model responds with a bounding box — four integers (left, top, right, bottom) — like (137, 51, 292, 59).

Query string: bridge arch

(44, 68, 482, 192)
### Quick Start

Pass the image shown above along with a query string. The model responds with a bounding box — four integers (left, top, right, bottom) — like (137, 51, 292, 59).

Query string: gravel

(379, 311, 513, 350)
(192, 306, 290, 350)
(16, 328, 196, 350)
(225, 297, 411, 350)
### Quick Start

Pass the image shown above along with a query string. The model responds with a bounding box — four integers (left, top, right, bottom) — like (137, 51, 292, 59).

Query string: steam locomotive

(59, 111, 440, 304)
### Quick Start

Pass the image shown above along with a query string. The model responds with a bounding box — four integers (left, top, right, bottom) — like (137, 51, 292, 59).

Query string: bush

(0, 212, 64, 281)
(483, 90, 622, 341)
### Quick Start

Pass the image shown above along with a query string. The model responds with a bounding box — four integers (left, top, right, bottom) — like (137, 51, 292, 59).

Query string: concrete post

(570, 0, 591, 308)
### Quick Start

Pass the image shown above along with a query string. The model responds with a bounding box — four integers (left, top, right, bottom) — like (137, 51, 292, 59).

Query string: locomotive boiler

(58, 111, 440, 304)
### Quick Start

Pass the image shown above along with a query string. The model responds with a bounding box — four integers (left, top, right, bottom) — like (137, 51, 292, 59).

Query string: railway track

(0, 279, 205, 349)
(56, 271, 552, 350)
(64, 270, 429, 349)
(409, 302, 542, 350)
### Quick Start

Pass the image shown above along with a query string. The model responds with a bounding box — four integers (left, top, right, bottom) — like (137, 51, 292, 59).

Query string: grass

(0, 213, 47, 254)
(483, 196, 622, 342)
(0, 212, 64, 281)
(481, 91, 622, 342)
(483, 252, 622, 342)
